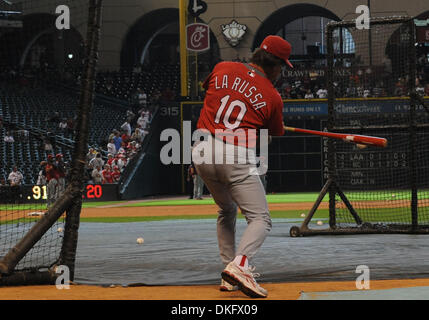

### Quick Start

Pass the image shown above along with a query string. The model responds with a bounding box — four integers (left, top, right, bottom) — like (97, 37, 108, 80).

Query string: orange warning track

(2, 278, 429, 300)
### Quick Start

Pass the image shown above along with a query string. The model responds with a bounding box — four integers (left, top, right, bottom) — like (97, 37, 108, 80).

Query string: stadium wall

(17, 0, 428, 70)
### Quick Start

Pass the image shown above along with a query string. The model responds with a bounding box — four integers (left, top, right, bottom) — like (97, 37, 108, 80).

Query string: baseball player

(37, 161, 47, 186)
(45, 155, 59, 208)
(55, 153, 66, 199)
(193, 35, 292, 298)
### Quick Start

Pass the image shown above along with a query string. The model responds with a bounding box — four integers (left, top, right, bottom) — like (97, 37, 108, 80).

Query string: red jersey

(197, 61, 285, 147)
(111, 170, 121, 182)
(102, 169, 114, 184)
(45, 163, 59, 181)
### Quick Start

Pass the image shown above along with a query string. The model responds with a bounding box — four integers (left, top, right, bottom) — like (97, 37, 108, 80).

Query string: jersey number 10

(214, 95, 247, 130)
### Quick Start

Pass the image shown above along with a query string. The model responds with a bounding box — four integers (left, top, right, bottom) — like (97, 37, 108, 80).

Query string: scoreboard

(271, 97, 429, 192)
(0, 184, 120, 204)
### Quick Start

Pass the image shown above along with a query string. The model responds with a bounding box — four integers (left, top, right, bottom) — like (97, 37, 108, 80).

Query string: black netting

(326, 18, 429, 231)
(0, 0, 97, 277)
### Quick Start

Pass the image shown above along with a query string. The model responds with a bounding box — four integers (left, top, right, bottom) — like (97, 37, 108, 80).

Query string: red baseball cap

(260, 35, 293, 68)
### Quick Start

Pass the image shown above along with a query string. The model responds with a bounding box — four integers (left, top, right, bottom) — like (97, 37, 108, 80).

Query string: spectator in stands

(304, 89, 314, 99)
(136, 111, 148, 130)
(86, 147, 97, 164)
(85, 148, 95, 177)
(373, 82, 384, 97)
(4, 131, 14, 143)
(112, 165, 121, 183)
(91, 165, 103, 184)
(126, 109, 136, 125)
(289, 85, 298, 99)
(116, 153, 127, 172)
(120, 120, 132, 137)
(102, 164, 114, 184)
(43, 134, 54, 153)
(59, 118, 68, 131)
(107, 138, 116, 155)
(106, 153, 115, 166)
(116, 141, 127, 155)
(131, 125, 146, 144)
(357, 86, 364, 97)
(89, 152, 104, 170)
(316, 86, 328, 98)
(120, 130, 131, 146)
(8, 166, 24, 186)
(136, 88, 148, 108)
(127, 140, 138, 157)
(66, 117, 75, 135)
(394, 78, 406, 96)
(108, 129, 117, 142)
(113, 131, 122, 153)
(416, 78, 425, 96)
(363, 88, 371, 98)
(0, 178, 7, 186)
(425, 84, 429, 97)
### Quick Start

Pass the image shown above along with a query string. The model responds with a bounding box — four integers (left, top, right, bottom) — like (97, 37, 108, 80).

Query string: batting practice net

(0, 0, 103, 285)
(291, 17, 429, 236)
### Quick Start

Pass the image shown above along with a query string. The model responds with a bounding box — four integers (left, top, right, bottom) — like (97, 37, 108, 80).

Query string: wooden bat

(284, 126, 388, 148)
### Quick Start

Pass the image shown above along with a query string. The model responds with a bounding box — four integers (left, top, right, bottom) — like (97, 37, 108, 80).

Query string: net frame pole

(58, 0, 103, 282)
(326, 23, 337, 229)
(408, 19, 418, 230)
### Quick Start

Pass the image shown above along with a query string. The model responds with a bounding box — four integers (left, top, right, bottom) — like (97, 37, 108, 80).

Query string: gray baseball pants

(193, 137, 272, 266)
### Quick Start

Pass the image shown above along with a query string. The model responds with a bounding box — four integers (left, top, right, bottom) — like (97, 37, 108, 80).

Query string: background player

(45, 154, 59, 208)
(193, 35, 293, 298)
(55, 153, 66, 199)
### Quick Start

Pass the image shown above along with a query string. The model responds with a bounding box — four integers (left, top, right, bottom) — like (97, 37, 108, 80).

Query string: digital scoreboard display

(9, 184, 120, 203)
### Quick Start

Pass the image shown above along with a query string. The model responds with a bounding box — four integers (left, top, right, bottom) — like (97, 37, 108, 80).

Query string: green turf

(76, 210, 329, 223)
(2, 190, 428, 210)
(2, 206, 429, 224)
(120, 193, 323, 207)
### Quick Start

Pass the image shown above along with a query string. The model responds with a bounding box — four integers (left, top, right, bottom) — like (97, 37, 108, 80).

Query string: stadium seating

(95, 64, 180, 101)
(0, 84, 128, 184)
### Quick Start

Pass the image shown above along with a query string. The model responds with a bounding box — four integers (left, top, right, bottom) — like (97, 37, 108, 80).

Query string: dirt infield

(0, 202, 321, 221)
(2, 278, 429, 300)
(79, 202, 327, 218)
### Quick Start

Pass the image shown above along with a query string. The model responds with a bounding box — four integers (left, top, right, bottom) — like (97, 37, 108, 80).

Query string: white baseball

(136, 237, 144, 244)
(317, 221, 323, 226)
(57, 227, 63, 233)
(300, 213, 306, 218)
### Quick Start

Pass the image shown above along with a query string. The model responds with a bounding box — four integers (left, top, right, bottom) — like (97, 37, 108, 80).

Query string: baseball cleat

(221, 262, 267, 298)
(219, 279, 238, 292)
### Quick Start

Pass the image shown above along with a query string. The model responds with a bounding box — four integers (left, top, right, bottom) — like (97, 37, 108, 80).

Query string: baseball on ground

(136, 237, 144, 244)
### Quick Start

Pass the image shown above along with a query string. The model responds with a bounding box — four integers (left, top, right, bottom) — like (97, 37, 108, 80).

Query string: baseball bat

(284, 126, 388, 148)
